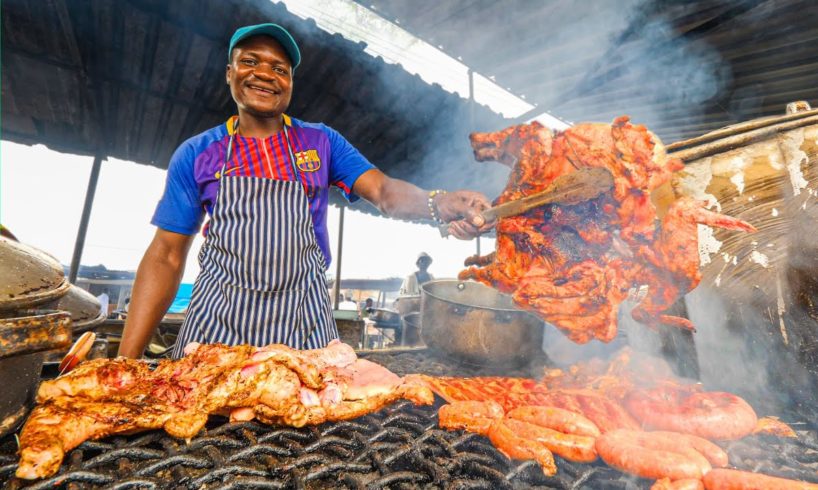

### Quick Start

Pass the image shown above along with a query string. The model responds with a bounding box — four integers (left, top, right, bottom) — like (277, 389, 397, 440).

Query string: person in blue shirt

(119, 24, 492, 358)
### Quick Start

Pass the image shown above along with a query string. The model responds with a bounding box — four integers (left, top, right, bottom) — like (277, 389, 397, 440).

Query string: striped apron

(172, 121, 337, 358)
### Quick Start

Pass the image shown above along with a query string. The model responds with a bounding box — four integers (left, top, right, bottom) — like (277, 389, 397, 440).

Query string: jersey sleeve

(151, 142, 204, 235)
(323, 124, 376, 202)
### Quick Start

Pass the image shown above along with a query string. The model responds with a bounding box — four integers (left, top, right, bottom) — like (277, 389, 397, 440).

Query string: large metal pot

(0, 237, 70, 311)
(420, 280, 544, 366)
(41, 284, 106, 331)
(400, 312, 423, 346)
(0, 309, 72, 438)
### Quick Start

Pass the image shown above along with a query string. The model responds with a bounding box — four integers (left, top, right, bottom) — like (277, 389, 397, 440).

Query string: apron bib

(172, 121, 336, 357)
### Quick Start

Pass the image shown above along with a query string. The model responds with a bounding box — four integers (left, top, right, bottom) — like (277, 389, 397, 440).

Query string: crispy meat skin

(461, 117, 755, 343)
(17, 341, 433, 480)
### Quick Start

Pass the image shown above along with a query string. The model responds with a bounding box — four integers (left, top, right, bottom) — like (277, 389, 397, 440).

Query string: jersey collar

(225, 114, 292, 135)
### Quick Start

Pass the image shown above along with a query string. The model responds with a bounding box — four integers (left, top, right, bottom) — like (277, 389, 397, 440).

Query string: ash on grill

(1, 350, 817, 489)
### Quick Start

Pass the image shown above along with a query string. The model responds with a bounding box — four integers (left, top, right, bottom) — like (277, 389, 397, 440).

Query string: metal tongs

(439, 167, 615, 237)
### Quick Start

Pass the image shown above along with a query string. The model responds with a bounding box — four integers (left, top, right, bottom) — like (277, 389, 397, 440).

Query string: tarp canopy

(1, 0, 513, 206)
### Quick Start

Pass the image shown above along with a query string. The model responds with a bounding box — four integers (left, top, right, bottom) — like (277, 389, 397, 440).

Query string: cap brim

(230, 24, 301, 69)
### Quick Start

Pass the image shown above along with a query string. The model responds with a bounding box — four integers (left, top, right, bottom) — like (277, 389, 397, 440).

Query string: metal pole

(469, 70, 481, 258)
(69, 154, 103, 284)
(468, 69, 475, 121)
(333, 206, 345, 310)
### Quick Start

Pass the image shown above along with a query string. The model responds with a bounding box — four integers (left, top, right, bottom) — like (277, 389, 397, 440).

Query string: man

(119, 24, 492, 358)
(399, 252, 434, 296)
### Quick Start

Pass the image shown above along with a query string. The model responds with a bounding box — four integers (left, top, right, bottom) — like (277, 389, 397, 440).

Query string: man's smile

(246, 84, 279, 96)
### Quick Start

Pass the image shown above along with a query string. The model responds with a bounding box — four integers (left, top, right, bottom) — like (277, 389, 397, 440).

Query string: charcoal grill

(2, 349, 818, 489)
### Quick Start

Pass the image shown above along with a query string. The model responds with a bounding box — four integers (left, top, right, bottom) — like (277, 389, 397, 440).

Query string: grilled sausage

(647, 431, 728, 468)
(651, 478, 704, 490)
(596, 429, 711, 480)
(438, 400, 504, 435)
(506, 405, 601, 437)
(501, 418, 598, 463)
(703, 468, 818, 489)
(625, 388, 757, 440)
(488, 419, 557, 475)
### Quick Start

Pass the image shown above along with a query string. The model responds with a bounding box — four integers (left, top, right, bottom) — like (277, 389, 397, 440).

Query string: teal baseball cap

(228, 23, 301, 71)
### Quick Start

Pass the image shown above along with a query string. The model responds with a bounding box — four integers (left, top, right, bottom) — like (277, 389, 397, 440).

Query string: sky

(0, 140, 495, 284)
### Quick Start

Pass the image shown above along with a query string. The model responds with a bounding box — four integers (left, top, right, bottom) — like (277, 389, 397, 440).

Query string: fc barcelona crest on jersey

(295, 149, 321, 172)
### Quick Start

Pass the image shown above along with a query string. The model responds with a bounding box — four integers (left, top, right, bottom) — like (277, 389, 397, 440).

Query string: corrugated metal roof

(1, 0, 513, 207)
(358, 0, 818, 143)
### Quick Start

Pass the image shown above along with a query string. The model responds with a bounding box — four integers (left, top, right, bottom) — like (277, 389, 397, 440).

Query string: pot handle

(0, 310, 72, 359)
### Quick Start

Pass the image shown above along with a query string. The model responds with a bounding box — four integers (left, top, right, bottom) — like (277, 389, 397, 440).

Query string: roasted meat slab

(460, 117, 756, 343)
(16, 340, 433, 480)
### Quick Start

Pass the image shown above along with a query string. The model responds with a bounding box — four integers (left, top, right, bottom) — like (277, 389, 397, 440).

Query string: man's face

(226, 36, 293, 118)
(418, 258, 432, 271)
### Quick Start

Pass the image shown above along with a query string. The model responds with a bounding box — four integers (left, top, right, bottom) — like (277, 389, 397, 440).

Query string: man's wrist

(427, 189, 447, 222)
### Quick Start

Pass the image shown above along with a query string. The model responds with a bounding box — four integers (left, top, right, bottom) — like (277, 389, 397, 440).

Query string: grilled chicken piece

(16, 341, 433, 480)
(461, 116, 754, 343)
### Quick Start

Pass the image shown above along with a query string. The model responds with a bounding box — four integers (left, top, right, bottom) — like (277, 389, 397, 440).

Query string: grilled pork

(16, 340, 433, 480)
(460, 117, 755, 344)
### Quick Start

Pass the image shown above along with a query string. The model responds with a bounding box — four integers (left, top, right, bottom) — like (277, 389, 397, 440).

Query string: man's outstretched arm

(352, 168, 493, 239)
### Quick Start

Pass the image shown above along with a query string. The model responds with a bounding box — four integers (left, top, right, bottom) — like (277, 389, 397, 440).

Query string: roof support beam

(69, 154, 104, 284)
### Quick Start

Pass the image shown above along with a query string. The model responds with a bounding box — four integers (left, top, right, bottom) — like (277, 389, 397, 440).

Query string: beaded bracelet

(428, 189, 447, 222)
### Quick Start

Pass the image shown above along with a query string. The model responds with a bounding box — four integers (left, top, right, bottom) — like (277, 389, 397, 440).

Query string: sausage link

(646, 431, 728, 468)
(501, 418, 598, 463)
(438, 400, 504, 435)
(596, 429, 711, 480)
(488, 419, 557, 475)
(703, 468, 818, 490)
(506, 405, 601, 437)
(625, 389, 757, 440)
(651, 478, 704, 490)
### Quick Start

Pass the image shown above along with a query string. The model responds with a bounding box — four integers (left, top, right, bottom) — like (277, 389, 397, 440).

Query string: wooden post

(333, 206, 345, 310)
(69, 154, 104, 284)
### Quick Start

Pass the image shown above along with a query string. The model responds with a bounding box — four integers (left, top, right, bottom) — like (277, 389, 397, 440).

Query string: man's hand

(435, 190, 495, 239)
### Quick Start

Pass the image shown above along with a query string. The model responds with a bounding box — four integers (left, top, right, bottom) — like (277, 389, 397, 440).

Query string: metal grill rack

(2, 349, 817, 489)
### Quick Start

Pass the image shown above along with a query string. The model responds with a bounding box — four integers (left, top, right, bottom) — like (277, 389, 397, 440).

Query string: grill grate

(1, 349, 817, 489)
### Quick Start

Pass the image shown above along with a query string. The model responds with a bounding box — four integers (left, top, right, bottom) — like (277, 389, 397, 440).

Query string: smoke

(539, 1, 733, 138)
(359, 0, 744, 199)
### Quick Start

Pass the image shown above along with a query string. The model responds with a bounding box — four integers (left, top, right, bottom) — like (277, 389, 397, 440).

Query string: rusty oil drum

(661, 101, 818, 392)
(420, 279, 544, 367)
(0, 310, 72, 438)
(0, 237, 70, 311)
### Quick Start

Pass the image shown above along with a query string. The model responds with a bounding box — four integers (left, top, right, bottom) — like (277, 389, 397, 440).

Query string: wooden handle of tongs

(439, 167, 614, 237)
